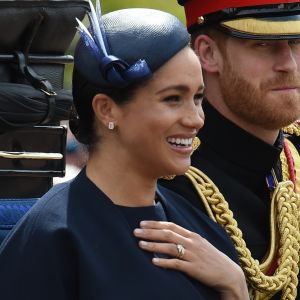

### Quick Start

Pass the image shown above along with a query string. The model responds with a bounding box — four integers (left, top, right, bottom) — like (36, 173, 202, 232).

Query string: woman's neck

(86, 153, 157, 207)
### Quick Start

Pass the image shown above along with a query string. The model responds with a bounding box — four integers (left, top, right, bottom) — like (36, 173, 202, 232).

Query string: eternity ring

(176, 244, 185, 259)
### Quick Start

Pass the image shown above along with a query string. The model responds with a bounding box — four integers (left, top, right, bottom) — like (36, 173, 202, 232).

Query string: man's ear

(92, 94, 118, 129)
(194, 34, 222, 73)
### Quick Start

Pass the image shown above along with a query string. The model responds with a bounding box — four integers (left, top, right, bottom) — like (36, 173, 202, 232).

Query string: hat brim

(220, 16, 300, 40)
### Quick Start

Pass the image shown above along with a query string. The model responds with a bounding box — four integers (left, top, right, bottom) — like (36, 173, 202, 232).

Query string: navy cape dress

(0, 169, 239, 300)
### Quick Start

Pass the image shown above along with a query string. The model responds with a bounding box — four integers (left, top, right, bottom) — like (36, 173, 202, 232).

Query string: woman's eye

(194, 93, 204, 105)
(163, 95, 181, 103)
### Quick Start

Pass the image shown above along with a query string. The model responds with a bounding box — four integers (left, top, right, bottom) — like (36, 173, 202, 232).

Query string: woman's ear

(194, 34, 222, 73)
(92, 94, 118, 129)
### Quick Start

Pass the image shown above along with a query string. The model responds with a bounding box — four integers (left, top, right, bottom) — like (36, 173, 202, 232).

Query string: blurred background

(56, 0, 186, 184)
(101, 0, 184, 19)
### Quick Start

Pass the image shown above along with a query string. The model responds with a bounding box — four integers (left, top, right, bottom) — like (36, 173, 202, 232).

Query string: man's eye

(289, 39, 300, 45)
(255, 42, 268, 47)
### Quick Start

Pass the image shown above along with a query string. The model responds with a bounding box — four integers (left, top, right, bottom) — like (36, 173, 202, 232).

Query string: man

(160, 1, 300, 299)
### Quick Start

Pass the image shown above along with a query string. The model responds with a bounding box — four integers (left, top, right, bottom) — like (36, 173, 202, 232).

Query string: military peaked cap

(179, 0, 300, 39)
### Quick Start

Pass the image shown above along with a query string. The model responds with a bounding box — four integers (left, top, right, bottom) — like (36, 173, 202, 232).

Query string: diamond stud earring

(108, 121, 115, 130)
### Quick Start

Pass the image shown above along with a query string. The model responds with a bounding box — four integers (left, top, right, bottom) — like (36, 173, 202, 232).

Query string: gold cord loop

(185, 166, 300, 300)
(283, 124, 300, 136)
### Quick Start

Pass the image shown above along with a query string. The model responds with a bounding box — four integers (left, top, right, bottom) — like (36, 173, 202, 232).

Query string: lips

(261, 74, 300, 91)
(271, 86, 299, 90)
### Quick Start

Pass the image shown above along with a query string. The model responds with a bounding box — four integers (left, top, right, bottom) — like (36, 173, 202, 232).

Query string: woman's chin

(161, 165, 190, 178)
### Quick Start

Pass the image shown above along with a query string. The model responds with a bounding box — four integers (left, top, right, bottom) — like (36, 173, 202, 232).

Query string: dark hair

(70, 67, 145, 149)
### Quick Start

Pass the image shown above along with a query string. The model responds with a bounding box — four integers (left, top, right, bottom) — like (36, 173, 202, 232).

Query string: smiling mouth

(167, 137, 193, 147)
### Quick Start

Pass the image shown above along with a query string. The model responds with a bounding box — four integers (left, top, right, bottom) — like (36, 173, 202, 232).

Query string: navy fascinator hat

(71, 1, 189, 145)
(74, 1, 190, 89)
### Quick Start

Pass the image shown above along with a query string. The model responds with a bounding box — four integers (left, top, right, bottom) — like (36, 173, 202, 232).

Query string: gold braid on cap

(184, 132, 300, 300)
(221, 18, 300, 36)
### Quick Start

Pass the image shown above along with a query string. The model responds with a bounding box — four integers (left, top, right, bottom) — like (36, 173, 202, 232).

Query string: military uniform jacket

(0, 168, 238, 300)
(160, 100, 300, 299)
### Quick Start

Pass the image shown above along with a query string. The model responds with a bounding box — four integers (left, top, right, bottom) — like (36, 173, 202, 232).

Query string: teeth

(167, 137, 193, 146)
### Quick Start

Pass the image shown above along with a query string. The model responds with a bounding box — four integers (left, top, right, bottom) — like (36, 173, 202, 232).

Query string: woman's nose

(182, 103, 205, 131)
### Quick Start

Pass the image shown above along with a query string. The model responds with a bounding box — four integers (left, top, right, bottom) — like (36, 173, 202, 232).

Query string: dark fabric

(0, 82, 72, 129)
(159, 100, 300, 300)
(0, 168, 238, 300)
(0, 0, 89, 54)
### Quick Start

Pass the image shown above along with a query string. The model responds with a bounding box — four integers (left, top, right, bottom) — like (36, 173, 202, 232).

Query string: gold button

(197, 16, 205, 25)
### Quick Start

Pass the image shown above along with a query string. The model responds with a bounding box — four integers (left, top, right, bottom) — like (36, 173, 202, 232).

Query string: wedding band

(176, 244, 185, 259)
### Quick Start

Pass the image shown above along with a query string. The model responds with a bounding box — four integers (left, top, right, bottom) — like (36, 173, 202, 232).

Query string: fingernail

(153, 258, 159, 263)
(140, 241, 148, 247)
(134, 229, 143, 235)
(140, 221, 147, 226)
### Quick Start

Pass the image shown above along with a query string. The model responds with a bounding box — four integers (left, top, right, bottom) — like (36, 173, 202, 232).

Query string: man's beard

(219, 60, 300, 130)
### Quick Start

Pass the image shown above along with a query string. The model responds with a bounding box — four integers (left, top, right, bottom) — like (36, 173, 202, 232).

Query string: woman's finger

(152, 257, 188, 271)
(138, 240, 189, 260)
(134, 227, 187, 245)
(139, 221, 193, 238)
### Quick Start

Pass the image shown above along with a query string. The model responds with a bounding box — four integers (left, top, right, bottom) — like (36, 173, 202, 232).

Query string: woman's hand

(133, 221, 249, 300)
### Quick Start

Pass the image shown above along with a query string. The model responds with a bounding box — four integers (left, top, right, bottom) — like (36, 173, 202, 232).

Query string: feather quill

(76, 18, 102, 61)
(95, 0, 109, 50)
(95, 0, 101, 25)
(87, 0, 108, 56)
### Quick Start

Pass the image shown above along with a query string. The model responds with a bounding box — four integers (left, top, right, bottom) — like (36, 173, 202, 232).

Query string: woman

(0, 3, 248, 299)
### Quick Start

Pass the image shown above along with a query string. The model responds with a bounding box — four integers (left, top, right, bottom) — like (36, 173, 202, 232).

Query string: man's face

(218, 38, 300, 130)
